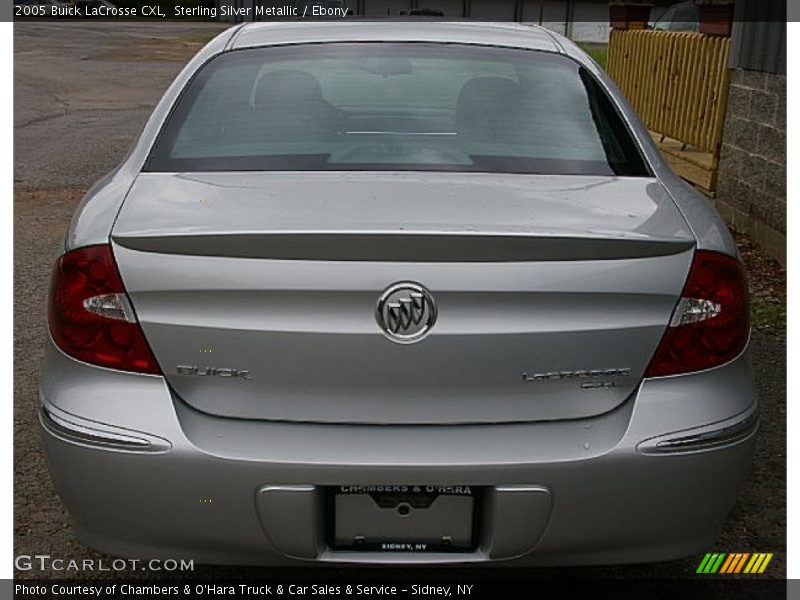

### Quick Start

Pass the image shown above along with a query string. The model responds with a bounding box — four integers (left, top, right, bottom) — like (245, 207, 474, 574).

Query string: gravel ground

(13, 22, 787, 581)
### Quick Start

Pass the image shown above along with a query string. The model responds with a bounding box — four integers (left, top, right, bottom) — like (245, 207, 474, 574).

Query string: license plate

(329, 485, 478, 552)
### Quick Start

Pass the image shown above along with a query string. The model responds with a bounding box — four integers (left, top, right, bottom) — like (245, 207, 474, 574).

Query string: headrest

(254, 69, 324, 111)
(455, 77, 522, 124)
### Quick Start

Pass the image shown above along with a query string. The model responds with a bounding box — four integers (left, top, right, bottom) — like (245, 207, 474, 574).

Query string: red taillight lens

(48, 245, 162, 375)
(645, 250, 749, 378)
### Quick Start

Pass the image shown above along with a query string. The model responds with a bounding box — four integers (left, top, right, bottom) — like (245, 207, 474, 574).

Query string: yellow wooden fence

(607, 29, 731, 194)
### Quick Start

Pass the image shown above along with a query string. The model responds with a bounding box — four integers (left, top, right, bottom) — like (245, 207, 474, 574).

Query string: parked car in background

(40, 22, 755, 567)
(650, 1, 700, 32)
(399, 8, 446, 16)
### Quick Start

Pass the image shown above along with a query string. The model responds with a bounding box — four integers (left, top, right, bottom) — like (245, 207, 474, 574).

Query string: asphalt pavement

(13, 22, 787, 580)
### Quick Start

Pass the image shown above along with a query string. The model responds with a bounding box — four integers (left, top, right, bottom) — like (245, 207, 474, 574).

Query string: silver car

(40, 22, 756, 566)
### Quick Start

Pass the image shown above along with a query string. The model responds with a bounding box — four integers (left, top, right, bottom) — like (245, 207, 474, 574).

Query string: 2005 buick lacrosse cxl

(40, 21, 756, 566)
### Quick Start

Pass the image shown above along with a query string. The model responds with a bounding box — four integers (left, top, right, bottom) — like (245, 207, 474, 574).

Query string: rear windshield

(146, 43, 650, 176)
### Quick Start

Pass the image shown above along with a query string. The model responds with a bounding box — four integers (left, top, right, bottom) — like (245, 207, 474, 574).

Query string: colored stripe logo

(697, 553, 773, 574)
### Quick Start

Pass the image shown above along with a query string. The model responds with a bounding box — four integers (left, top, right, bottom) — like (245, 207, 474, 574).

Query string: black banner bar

(7, 578, 790, 600)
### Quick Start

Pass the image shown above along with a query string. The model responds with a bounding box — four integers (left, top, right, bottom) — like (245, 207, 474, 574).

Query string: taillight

(48, 245, 162, 375)
(645, 250, 749, 378)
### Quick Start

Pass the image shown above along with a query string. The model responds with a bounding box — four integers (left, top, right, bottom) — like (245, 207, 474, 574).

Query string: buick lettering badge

(375, 282, 437, 344)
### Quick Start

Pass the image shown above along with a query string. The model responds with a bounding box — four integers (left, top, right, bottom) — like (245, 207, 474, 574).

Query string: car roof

(230, 21, 565, 54)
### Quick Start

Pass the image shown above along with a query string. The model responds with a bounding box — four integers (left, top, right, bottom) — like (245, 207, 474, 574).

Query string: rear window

(146, 43, 650, 177)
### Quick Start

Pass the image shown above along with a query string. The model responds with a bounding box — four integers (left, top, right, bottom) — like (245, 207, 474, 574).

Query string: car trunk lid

(111, 172, 694, 425)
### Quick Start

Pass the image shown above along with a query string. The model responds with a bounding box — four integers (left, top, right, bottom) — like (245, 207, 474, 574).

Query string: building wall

(730, 2, 786, 75)
(715, 68, 786, 264)
(714, 0, 786, 264)
(521, 0, 610, 42)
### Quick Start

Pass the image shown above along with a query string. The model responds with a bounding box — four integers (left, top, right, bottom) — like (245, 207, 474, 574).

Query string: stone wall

(715, 68, 786, 265)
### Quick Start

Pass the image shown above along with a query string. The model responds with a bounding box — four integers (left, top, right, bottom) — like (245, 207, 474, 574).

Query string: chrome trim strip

(637, 406, 758, 455)
(39, 402, 171, 453)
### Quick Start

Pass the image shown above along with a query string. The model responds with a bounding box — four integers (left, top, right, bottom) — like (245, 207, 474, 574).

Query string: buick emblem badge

(375, 282, 437, 344)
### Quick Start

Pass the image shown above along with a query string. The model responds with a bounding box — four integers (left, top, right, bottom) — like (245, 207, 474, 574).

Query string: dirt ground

(13, 22, 787, 580)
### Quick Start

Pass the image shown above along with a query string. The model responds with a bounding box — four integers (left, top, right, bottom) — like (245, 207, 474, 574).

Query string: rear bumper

(39, 338, 757, 566)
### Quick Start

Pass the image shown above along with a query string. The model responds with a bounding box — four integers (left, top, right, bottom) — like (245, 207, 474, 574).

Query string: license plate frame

(327, 485, 481, 553)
